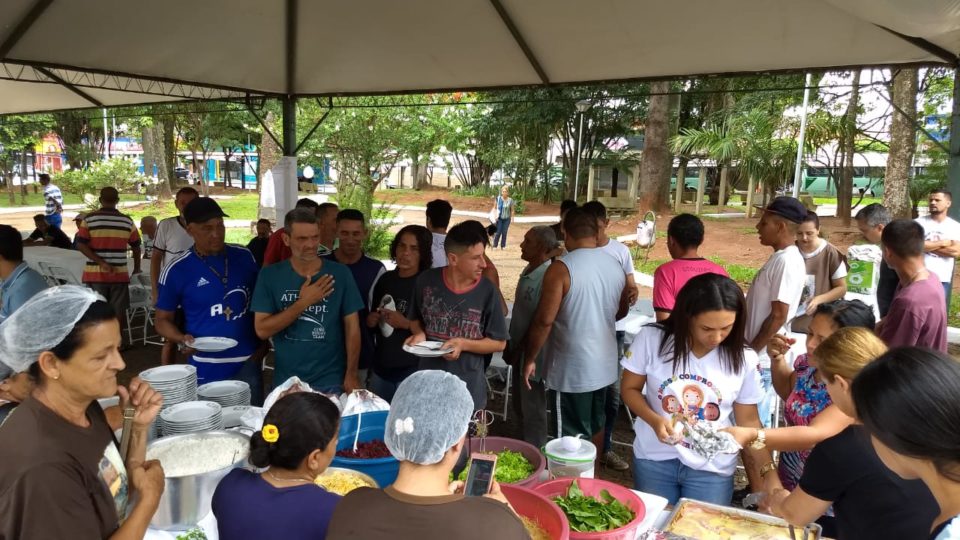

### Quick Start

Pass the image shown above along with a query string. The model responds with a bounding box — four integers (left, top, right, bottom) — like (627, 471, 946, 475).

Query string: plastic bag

(240, 376, 340, 430)
(635, 211, 657, 248)
(846, 244, 882, 294)
(377, 295, 397, 338)
(488, 206, 498, 224)
(340, 389, 390, 417)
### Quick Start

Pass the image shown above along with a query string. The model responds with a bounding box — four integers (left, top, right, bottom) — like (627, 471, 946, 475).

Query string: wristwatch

(750, 429, 767, 450)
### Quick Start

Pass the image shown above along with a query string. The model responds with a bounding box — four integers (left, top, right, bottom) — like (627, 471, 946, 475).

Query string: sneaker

(601, 450, 630, 471)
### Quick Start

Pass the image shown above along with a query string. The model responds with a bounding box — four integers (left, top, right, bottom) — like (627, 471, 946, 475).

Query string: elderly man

(155, 198, 264, 402)
(76, 187, 142, 346)
(855, 203, 897, 317)
(140, 216, 158, 261)
(252, 208, 363, 393)
(523, 208, 630, 450)
(507, 226, 558, 448)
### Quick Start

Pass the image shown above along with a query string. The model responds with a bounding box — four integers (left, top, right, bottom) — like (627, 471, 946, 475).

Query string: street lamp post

(573, 100, 592, 202)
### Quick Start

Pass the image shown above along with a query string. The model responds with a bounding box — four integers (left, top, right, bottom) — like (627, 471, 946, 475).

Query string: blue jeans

(943, 282, 952, 314)
(45, 213, 62, 228)
(369, 372, 416, 403)
(493, 218, 510, 248)
(633, 457, 734, 506)
(603, 331, 626, 452)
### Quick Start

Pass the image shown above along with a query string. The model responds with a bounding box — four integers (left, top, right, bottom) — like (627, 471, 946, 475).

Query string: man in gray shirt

(406, 222, 508, 410)
(523, 208, 630, 447)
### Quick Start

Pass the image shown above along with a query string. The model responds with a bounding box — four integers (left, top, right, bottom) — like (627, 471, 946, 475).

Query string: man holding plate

(155, 197, 265, 404)
(404, 222, 508, 410)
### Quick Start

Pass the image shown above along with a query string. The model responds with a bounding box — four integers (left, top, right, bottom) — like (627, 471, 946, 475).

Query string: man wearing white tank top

(523, 208, 631, 452)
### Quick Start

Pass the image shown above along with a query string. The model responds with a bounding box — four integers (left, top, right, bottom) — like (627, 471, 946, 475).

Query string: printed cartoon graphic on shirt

(657, 374, 724, 449)
(98, 442, 129, 522)
(420, 286, 483, 340)
(280, 288, 331, 341)
(795, 274, 816, 317)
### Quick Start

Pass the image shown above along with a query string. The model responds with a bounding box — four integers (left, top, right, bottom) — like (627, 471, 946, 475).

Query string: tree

(837, 70, 862, 225)
(638, 81, 673, 211)
(0, 115, 50, 205)
(51, 110, 100, 170)
(57, 157, 145, 207)
(885, 69, 919, 219)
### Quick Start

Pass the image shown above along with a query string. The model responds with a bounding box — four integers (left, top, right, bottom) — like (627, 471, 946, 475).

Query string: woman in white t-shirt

(621, 273, 768, 505)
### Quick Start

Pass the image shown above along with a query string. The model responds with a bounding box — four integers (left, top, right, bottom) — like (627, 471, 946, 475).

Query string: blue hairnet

(385, 370, 474, 465)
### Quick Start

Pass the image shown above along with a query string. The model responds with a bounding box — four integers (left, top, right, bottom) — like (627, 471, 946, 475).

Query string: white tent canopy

(0, 0, 958, 114)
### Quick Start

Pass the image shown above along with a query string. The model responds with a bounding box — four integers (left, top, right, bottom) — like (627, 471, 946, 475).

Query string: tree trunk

(884, 69, 919, 219)
(258, 112, 281, 184)
(411, 155, 422, 190)
(142, 127, 156, 180)
(638, 80, 673, 212)
(718, 165, 729, 211)
(5, 169, 15, 206)
(611, 167, 619, 198)
(837, 70, 861, 225)
(161, 117, 176, 199)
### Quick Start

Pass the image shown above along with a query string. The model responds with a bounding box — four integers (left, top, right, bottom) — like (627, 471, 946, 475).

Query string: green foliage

(336, 187, 396, 259)
(175, 528, 208, 540)
(553, 479, 635, 533)
(707, 256, 758, 286)
(56, 158, 146, 210)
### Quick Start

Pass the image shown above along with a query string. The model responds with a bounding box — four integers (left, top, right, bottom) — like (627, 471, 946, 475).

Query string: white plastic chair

(37, 262, 80, 285)
(485, 352, 512, 421)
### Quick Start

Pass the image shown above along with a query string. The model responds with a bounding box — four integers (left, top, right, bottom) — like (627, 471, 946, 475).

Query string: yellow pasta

(314, 470, 374, 495)
(520, 516, 551, 540)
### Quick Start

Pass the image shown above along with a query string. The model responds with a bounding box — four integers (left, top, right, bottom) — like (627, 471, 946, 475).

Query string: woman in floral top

(723, 300, 876, 489)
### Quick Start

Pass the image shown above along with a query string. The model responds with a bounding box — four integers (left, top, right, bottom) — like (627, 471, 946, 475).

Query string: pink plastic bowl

(463, 436, 546, 488)
(501, 483, 571, 540)
(533, 477, 646, 540)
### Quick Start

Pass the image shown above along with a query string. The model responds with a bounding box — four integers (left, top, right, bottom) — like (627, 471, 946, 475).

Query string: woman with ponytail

(213, 392, 341, 539)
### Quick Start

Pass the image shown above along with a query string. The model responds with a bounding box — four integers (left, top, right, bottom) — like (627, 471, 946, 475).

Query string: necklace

(197, 250, 229, 287)
(266, 469, 315, 484)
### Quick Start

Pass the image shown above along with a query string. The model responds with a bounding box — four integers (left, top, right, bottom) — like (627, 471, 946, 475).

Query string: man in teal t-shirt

(252, 208, 364, 392)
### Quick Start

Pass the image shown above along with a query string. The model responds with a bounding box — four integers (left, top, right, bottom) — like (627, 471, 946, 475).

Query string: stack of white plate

(197, 380, 251, 408)
(158, 401, 223, 435)
(139, 365, 198, 409)
(222, 405, 253, 429)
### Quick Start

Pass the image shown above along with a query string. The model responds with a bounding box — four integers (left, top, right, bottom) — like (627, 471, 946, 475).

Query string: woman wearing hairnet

(0, 285, 166, 539)
(326, 370, 528, 539)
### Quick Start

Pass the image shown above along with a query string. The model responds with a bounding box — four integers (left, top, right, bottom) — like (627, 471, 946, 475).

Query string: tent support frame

(0, 0, 54, 59)
(34, 66, 102, 107)
(488, 0, 550, 84)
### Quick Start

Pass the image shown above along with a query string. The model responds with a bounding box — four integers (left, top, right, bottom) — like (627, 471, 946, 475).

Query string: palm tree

(671, 109, 797, 211)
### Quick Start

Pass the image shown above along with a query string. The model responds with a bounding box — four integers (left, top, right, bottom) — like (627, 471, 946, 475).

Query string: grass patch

(950, 295, 960, 329)
(225, 228, 254, 246)
(707, 256, 758, 286)
(123, 194, 260, 224)
(0, 191, 85, 208)
(633, 257, 668, 276)
(812, 196, 883, 206)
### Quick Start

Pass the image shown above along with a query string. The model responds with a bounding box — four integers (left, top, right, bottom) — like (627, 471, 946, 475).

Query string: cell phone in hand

(464, 453, 497, 496)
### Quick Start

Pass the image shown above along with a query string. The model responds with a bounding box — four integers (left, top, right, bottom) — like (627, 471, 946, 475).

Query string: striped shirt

(43, 184, 62, 217)
(77, 208, 141, 284)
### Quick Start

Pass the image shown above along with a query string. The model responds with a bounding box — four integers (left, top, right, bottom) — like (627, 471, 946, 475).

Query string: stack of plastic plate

(158, 401, 223, 435)
(139, 365, 198, 409)
(197, 380, 252, 407)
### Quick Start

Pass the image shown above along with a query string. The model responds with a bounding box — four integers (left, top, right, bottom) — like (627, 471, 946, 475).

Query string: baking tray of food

(661, 498, 822, 540)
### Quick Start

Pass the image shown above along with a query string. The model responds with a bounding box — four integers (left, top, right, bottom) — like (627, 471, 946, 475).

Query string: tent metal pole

(0, 0, 54, 60)
(947, 69, 960, 221)
(282, 95, 296, 157)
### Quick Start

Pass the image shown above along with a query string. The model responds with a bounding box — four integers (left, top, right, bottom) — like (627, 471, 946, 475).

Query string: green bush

(57, 158, 145, 211)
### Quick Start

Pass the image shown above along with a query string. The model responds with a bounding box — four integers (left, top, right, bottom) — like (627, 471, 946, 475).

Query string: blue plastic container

(332, 410, 400, 488)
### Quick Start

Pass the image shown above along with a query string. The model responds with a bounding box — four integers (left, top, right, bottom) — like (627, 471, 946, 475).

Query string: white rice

(147, 436, 249, 477)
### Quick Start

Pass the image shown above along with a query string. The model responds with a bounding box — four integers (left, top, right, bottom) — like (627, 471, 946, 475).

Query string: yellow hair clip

(262, 424, 279, 443)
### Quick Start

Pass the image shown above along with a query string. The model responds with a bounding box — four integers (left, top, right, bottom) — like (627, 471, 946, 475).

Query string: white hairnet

(0, 285, 104, 374)
(385, 370, 475, 465)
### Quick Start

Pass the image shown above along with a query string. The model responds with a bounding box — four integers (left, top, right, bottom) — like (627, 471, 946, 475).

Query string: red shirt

(262, 228, 291, 267)
(652, 258, 728, 314)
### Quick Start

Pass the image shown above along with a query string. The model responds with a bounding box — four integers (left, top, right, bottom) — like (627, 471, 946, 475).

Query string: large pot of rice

(145, 430, 250, 530)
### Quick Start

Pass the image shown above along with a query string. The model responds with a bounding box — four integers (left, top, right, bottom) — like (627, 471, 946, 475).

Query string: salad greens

(456, 449, 535, 484)
(552, 479, 635, 532)
(175, 529, 207, 540)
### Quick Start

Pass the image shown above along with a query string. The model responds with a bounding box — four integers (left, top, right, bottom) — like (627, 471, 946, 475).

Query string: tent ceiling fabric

(0, 0, 958, 114)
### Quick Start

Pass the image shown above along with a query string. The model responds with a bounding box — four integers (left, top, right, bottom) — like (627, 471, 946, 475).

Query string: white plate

(198, 380, 249, 398)
(160, 401, 221, 424)
(402, 341, 454, 357)
(140, 364, 197, 384)
(223, 406, 251, 428)
(189, 336, 239, 352)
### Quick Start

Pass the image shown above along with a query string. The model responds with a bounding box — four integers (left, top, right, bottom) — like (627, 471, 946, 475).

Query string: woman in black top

(853, 347, 960, 540)
(366, 225, 433, 402)
(764, 328, 938, 540)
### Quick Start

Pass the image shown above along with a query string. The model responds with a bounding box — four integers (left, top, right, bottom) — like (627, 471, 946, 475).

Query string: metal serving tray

(662, 498, 822, 540)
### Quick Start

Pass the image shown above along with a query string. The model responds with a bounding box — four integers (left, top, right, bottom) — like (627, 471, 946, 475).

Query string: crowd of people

(0, 183, 958, 540)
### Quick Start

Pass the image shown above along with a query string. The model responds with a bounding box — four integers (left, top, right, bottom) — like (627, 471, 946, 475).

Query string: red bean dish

(336, 439, 392, 459)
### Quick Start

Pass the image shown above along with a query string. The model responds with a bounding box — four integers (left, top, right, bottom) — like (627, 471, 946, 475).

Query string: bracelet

(760, 461, 777, 477)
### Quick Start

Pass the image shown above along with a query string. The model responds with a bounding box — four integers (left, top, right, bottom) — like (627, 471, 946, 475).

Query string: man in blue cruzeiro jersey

(155, 197, 266, 404)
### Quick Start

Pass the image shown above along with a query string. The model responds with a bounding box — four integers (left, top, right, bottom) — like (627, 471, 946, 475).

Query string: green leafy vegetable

(175, 528, 208, 540)
(552, 479, 635, 532)
(455, 449, 535, 484)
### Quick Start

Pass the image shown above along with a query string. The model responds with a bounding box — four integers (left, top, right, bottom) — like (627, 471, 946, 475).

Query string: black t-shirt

(324, 253, 385, 370)
(799, 426, 938, 540)
(246, 236, 269, 267)
(370, 270, 421, 381)
(29, 225, 73, 250)
(877, 259, 899, 318)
